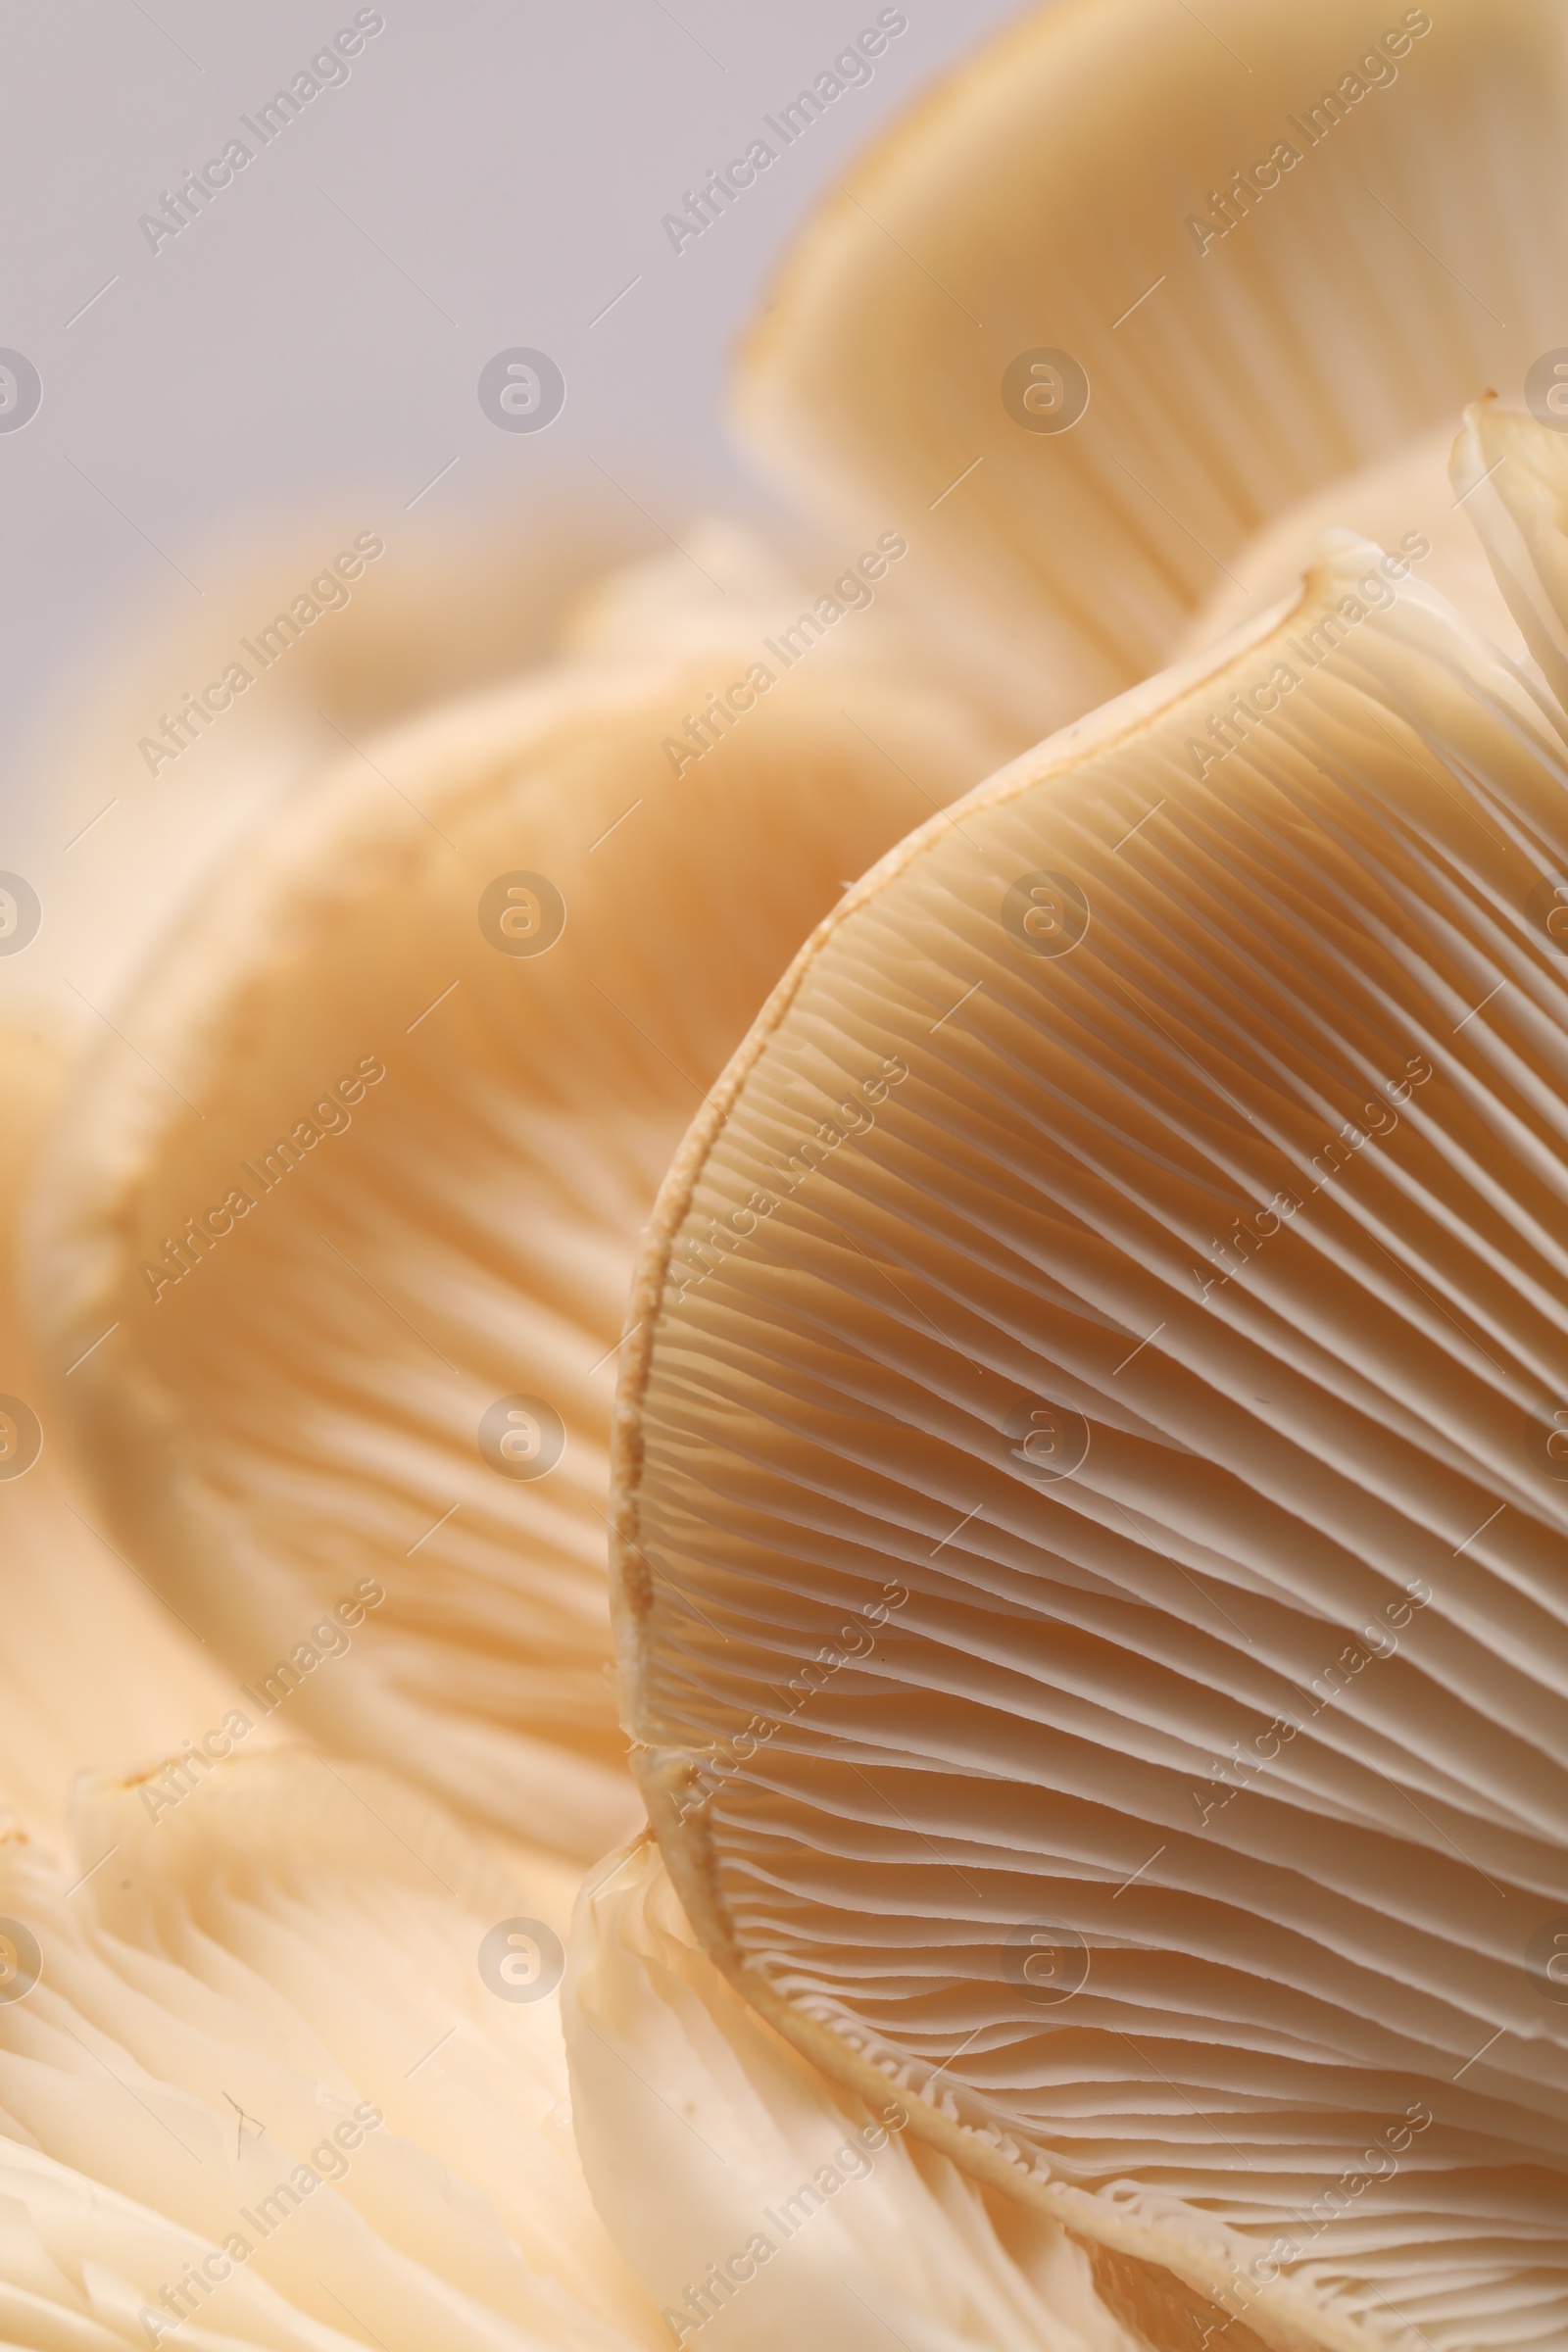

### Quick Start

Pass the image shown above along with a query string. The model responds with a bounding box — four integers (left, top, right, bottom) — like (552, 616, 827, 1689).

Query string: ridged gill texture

(614, 413, 1568, 2351)
(737, 0, 1568, 737)
(0, 1754, 662, 2350)
(28, 628, 1005, 1861)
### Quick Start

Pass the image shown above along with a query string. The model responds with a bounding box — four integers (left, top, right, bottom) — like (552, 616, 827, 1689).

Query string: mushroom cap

(26, 587, 1009, 1860)
(613, 418, 1568, 2346)
(736, 0, 1568, 736)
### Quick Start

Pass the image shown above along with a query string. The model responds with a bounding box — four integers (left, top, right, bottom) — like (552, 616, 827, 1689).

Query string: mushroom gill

(0, 1752, 661, 2349)
(26, 573, 1009, 1860)
(612, 412, 1568, 2349)
(564, 1835, 1148, 2351)
(735, 0, 1568, 737)
(0, 1027, 237, 1848)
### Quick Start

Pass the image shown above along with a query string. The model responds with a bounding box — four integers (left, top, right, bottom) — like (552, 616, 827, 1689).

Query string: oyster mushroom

(15, 0, 1568, 2337)
(612, 414, 1568, 2349)
(0, 1739, 1123, 2352)
(737, 0, 1568, 736)
(564, 1835, 1142, 2352)
(26, 550, 1010, 1860)
(0, 1751, 660, 2350)
(0, 1028, 239, 1846)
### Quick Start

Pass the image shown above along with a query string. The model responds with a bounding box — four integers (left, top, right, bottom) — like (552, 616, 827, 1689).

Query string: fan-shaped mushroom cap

(0, 1752, 662, 2349)
(737, 0, 1568, 735)
(613, 417, 1568, 2346)
(26, 571, 1010, 1861)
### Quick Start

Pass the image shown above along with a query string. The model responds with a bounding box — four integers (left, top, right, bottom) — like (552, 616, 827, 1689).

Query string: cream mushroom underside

(25, 580, 1010, 1862)
(564, 1835, 1154, 2352)
(736, 0, 1568, 739)
(0, 1752, 1167, 2352)
(0, 1030, 241, 1852)
(0, 1753, 661, 2351)
(612, 409, 1568, 2352)
(15, 503, 656, 1032)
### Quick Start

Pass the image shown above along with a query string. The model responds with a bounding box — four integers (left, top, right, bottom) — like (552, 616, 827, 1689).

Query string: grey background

(0, 2, 1023, 897)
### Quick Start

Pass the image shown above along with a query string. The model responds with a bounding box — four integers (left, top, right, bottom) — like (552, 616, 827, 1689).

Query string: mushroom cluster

(5, 3, 1567, 2349)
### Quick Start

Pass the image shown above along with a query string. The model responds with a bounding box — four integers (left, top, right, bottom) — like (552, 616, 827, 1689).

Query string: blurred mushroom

(0, 1026, 239, 1847)
(25, 540, 1011, 1860)
(0, 1752, 660, 2350)
(738, 0, 1568, 736)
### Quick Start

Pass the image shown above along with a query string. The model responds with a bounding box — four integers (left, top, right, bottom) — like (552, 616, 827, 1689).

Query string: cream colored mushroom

(613, 411, 1568, 2350)
(24, 547, 1011, 1861)
(0, 1029, 240, 1848)
(564, 1835, 1148, 2351)
(0, 1751, 660, 2351)
(737, 0, 1568, 737)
